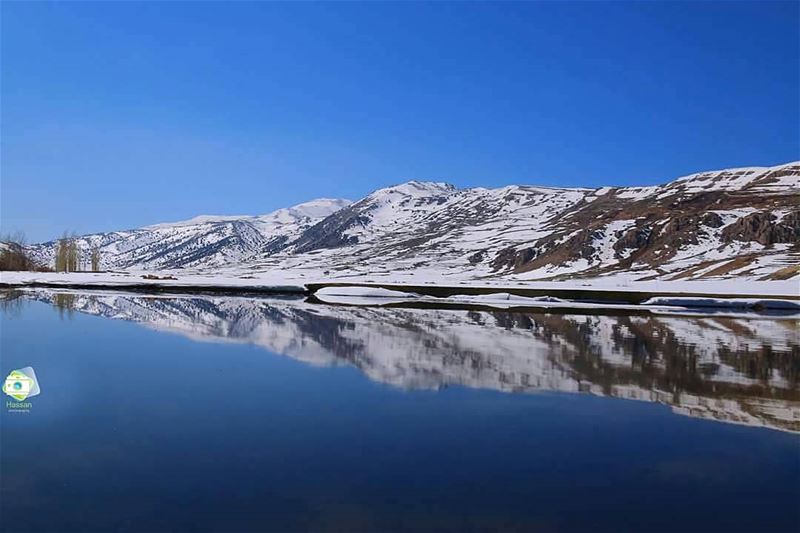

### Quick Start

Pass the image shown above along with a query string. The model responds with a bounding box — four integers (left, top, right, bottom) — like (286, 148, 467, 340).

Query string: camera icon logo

(3, 367, 41, 402)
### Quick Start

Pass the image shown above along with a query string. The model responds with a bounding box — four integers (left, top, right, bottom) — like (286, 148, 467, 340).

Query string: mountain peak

(371, 180, 456, 199)
(144, 214, 253, 229)
(280, 198, 353, 220)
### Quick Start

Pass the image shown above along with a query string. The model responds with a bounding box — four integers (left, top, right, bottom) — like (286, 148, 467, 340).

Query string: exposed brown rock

(721, 210, 800, 246)
(490, 185, 798, 278)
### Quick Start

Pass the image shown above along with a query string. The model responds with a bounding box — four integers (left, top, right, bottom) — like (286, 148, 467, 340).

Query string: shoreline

(1, 271, 797, 302)
(2, 271, 798, 319)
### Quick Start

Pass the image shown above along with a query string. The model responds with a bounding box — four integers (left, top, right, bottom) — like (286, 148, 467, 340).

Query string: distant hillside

(27, 199, 352, 271)
(26, 162, 799, 281)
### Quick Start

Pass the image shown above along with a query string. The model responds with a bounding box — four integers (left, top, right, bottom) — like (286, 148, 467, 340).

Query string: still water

(1, 289, 799, 532)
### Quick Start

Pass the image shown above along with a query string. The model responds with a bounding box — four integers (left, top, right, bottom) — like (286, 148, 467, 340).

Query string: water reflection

(16, 289, 800, 432)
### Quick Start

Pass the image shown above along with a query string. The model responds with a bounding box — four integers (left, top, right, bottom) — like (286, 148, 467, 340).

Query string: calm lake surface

(1, 289, 799, 532)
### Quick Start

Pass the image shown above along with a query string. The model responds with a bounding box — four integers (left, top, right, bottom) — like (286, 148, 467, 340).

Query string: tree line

(0, 232, 40, 271)
(0, 231, 102, 272)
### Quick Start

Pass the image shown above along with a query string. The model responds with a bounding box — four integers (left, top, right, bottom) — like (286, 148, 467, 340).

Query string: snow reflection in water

(12, 288, 800, 433)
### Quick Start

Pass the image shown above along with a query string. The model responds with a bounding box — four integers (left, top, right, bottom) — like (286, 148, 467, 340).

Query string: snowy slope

(245, 161, 799, 282)
(258, 181, 594, 278)
(21, 161, 800, 281)
(27, 199, 351, 270)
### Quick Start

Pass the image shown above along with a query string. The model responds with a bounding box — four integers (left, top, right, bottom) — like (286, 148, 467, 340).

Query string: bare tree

(55, 232, 80, 272)
(91, 247, 100, 272)
(67, 239, 79, 272)
(55, 235, 68, 272)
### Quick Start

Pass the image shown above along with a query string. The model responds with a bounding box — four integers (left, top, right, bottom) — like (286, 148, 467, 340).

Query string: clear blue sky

(2, 1, 798, 242)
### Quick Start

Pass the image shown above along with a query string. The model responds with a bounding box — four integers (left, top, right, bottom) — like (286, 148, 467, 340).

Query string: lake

(1, 289, 798, 532)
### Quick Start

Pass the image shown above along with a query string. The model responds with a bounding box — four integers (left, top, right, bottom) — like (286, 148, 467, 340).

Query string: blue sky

(2, 1, 798, 242)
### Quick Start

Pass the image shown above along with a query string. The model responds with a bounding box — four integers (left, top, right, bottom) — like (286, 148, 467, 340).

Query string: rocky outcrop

(487, 168, 798, 279)
(614, 226, 653, 255)
(292, 204, 368, 252)
(722, 210, 800, 246)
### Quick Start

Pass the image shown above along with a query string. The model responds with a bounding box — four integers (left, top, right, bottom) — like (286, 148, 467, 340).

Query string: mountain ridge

(23, 161, 800, 281)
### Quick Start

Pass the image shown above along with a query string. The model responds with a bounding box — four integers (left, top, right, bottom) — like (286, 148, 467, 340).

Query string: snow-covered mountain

(250, 161, 800, 281)
(27, 199, 351, 270)
(19, 290, 800, 432)
(24, 161, 799, 280)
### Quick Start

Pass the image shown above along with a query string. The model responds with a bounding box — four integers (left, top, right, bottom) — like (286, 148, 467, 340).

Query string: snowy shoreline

(0, 271, 308, 294)
(1, 271, 798, 317)
(2, 270, 799, 295)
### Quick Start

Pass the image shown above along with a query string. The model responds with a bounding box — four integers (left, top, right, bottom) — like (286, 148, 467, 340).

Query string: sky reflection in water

(1, 290, 799, 532)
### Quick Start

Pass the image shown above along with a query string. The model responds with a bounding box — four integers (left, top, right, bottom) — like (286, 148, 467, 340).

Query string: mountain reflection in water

(13, 289, 800, 433)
